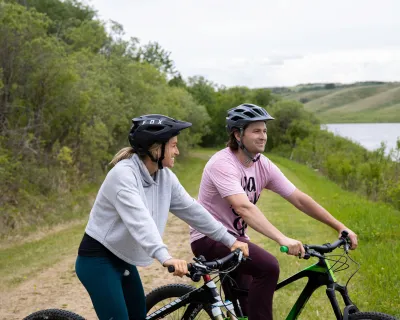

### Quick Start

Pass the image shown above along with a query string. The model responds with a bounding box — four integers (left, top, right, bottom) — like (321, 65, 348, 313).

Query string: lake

(322, 123, 400, 156)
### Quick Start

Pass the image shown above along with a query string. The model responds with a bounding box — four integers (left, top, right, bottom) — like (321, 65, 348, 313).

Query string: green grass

(304, 85, 395, 112)
(0, 223, 85, 290)
(0, 184, 98, 288)
(1, 150, 399, 318)
(1, 182, 98, 239)
(260, 154, 400, 319)
(172, 154, 210, 195)
(280, 89, 340, 104)
(319, 85, 400, 123)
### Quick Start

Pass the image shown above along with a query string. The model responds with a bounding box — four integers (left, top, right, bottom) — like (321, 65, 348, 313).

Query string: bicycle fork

(326, 283, 359, 320)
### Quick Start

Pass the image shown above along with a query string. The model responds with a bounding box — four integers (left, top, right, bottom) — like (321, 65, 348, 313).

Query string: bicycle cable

(207, 259, 243, 316)
(218, 271, 241, 317)
(320, 245, 361, 288)
(325, 253, 350, 273)
(344, 252, 361, 288)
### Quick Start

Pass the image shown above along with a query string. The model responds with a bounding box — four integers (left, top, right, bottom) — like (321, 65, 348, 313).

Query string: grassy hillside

(281, 82, 400, 123)
(281, 88, 341, 104)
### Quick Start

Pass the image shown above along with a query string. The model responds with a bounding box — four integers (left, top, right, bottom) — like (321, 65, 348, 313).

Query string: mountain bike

(23, 250, 245, 320)
(145, 231, 397, 320)
(23, 232, 398, 320)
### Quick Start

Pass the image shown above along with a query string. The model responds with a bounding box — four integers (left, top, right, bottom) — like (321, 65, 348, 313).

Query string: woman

(75, 114, 249, 320)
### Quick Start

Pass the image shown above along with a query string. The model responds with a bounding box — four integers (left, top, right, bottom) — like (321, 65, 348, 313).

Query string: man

(190, 103, 358, 320)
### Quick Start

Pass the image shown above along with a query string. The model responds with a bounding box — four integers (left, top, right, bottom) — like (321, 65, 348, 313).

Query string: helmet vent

(146, 125, 164, 132)
(244, 111, 254, 118)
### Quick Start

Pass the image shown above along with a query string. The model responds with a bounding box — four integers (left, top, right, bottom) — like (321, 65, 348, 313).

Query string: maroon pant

(191, 237, 279, 320)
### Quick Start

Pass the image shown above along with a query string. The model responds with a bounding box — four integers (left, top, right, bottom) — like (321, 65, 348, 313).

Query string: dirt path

(0, 215, 194, 320)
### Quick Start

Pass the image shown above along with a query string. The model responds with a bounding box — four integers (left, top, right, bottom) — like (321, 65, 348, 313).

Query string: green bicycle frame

(275, 258, 358, 320)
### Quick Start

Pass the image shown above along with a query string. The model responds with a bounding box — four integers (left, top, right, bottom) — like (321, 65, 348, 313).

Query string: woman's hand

(230, 240, 249, 257)
(279, 237, 305, 258)
(163, 258, 188, 277)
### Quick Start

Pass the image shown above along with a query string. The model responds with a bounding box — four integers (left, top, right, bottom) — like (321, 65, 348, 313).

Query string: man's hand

(338, 227, 358, 249)
(163, 258, 188, 277)
(230, 240, 249, 257)
(279, 236, 305, 258)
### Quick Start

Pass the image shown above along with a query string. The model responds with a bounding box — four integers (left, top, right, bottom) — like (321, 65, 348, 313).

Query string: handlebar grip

(168, 265, 175, 273)
(280, 246, 289, 253)
(167, 264, 192, 273)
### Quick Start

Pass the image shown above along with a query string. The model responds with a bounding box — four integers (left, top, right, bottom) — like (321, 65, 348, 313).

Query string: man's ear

(233, 129, 241, 141)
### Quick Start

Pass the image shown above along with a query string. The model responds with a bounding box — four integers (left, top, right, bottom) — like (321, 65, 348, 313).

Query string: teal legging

(75, 255, 146, 320)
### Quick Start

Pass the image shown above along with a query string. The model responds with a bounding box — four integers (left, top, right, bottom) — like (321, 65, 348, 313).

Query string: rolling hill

(279, 82, 400, 123)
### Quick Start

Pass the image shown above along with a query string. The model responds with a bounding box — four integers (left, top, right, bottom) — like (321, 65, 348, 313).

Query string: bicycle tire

(146, 284, 213, 320)
(23, 309, 85, 320)
(348, 311, 398, 320)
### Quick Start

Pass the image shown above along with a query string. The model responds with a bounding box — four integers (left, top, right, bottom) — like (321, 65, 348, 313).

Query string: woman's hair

(109, 142, 163, 166)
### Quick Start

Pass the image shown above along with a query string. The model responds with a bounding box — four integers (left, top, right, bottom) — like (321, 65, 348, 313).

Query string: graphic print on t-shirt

(231, 175, 260, 236)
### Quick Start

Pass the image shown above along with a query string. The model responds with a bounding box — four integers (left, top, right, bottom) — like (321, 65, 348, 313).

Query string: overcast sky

(89, 0, 400, 87)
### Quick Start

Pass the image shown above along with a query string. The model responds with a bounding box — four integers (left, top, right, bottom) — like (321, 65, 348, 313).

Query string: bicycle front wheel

(146, 284, 213, 320)
(23, 309, 85, 320)
(349, 312, 398, 320)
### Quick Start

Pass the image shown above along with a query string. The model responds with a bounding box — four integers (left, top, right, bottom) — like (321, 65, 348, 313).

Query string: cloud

(259, 54, 304, 66)
(89, 0, 400, 87)
(184, 48, 400, 87)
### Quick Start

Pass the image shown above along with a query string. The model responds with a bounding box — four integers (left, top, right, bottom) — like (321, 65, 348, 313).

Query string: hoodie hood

(131, 153, 158, 187)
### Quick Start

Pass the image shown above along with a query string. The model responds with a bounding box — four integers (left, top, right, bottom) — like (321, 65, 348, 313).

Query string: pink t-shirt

(190, 148, 296, 242)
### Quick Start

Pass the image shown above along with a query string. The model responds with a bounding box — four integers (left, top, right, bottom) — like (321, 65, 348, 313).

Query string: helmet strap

(158, 143, 166, 170)
(237, 128, 261, 163)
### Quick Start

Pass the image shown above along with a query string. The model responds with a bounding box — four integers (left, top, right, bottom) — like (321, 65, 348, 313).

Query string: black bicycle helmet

(226, 103, 274, 132)
(128, 114, 192, 169)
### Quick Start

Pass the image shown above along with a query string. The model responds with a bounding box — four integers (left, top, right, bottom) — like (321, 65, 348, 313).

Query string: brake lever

(308, 249, 325, 259)
(193, 255, 206, 263)
(238, 250, 243, 262)
(236, 250, 252, 263)
(192, 262, 209, 271)
(340, 231, 352, 251)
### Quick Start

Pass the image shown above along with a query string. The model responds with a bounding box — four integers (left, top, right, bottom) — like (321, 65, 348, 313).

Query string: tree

(187, 76, 216, 109)
(168, 72, 186, 88)
(64, 19, 108, 53)
(325, 83, 335, 89)
(251, 88, 273, 107)
(14, 0, 97, 37)
(267, 100, 319, 152)
(135, 41, 177, 76)
(0, 2, 50, 134)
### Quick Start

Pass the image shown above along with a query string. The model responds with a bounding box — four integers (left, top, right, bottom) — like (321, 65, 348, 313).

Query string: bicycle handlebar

(167, 249, 244, 281)
(167, 233, 350, 281)
(280, 231, 350, 259)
